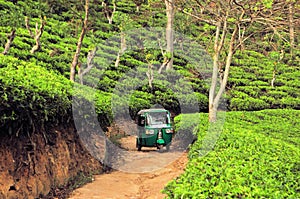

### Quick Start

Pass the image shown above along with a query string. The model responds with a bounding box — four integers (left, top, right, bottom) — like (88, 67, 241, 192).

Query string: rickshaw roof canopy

(137, 108, 169, 115)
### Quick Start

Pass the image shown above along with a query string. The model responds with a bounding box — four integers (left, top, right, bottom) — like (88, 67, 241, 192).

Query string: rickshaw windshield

(146, 112, 170, 126)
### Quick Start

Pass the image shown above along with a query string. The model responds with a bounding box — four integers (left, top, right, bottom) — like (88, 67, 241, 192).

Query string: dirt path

(69, 136, 188, 199)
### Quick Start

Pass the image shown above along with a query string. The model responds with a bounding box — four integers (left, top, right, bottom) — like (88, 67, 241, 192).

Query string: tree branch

(2, 29, 16, 55)
(79, 47, 97, 84)
(25, 16, 34, 38)
(178, 7, 217, 26)
(30, 17, 46, 54)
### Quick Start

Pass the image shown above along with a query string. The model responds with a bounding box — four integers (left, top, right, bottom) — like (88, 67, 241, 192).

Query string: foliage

(0, 1, 299, 123)
(0, 0, 299, 198)
(0, 0, 298, 127)
(0, 55, 72, 135)
(163, 109, 300, 198)
(228, 50, 300, 111)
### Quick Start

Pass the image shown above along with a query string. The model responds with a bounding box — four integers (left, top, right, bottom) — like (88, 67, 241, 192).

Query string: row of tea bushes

(0, 55, 72, 134)
(227, 50, 300, 110)
(164, 109, 300, 198)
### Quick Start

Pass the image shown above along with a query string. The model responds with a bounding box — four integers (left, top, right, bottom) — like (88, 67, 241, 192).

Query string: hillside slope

(0, 0, 299, 198)
(164, 109, 300, 198)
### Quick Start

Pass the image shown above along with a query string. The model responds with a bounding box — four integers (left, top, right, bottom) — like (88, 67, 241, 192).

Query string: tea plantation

(164, 109, 300, 198)
(0, 0, 299, 197)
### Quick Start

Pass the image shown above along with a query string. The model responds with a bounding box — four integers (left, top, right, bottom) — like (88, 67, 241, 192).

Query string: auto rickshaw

(135, 108, 174, 151)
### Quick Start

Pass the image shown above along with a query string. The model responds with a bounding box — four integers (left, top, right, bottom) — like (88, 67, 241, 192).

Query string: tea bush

(228, 50, 300, 111)
(230, 97, 269, 111)
(163, 109, 300, 198)
(1, 0, 299, 114)
(0, 55, 125, 134)
(0, 0, 299, 138)
(0, 55, 72, 134)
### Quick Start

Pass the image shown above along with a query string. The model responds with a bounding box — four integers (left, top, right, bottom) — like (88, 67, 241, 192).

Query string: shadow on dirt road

(69, 136, 188, 199)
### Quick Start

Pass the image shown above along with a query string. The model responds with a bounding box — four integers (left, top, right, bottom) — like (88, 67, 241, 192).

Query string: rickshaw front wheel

(137, 145, 142, 151)
(166, 145, 170, 151)
(158, 145, 164, 152)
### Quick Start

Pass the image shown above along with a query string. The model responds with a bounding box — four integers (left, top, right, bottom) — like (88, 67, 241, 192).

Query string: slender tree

(102, 0, 116, 24)
(78, 47, 97, 84)
(25, 16, 46, 54)
(70, 0, 89, 82)
(156, 0, 175, 73)
(133, 0, 144, 13)
(2, 29, 16, 55)
(1, 1, 22, 55)
(146, 53, 154, 90)
(179, 1, 250, 122)
(288, 1, 295, 55)
(165, 0, 175, 71)
(113, 12, 134, 67)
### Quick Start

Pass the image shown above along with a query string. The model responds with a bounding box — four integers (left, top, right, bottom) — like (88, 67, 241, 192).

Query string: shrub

(236, 86, 261, 98)
(163, 109, 300, 198)
(0, 55, 72, 135)
(266, 90, 288, 99)
(230, 97, 269, 111)
(229, 90, 249, 99)
(280, 97, 300, 109)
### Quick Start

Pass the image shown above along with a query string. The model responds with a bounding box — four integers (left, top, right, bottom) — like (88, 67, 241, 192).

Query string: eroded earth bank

(0, 125, 102, 199)
(0, 120, 191, 199)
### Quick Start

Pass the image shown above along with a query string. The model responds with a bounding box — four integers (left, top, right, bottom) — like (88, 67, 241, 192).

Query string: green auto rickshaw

(135, 108, 174, 152)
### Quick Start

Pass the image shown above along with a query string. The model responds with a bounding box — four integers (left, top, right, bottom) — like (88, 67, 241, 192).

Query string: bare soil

(69, 136, 188, 199)
(0, 126, 102, 199)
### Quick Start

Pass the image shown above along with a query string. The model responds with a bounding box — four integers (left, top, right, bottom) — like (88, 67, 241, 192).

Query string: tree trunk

(146, 62, 154, 90)
(103, 2, 116, 25)
(70, 0, 89, 82)
(25, 16, 34, 38)
(288, 2, 295, 56)
(108, 16, 113, 25)
(2, 29, 16, 55)
(79, 47, 96, 84)
(134, 0, 143, 13)
(209, 20, 222, 123)
(209, 19, 237, 123)
(115, 32, 126, 67)
(30, 19, 46, 54)
(271, 70, 276, 87)
(209, 104, 217, 122)
(211, 26, 237, 121)
(25, 17, 46, 54)
(165, 0, 174, 70)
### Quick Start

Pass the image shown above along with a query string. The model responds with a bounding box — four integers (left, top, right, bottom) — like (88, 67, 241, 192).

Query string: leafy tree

(179, 0, 299, 122)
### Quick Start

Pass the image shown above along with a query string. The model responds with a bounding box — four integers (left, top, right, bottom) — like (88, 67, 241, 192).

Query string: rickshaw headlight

(146, 129, 155, 135)
(166, 129, 173, 134)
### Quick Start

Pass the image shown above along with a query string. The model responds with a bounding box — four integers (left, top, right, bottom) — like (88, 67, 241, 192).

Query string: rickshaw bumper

(157, 139, 165, 145)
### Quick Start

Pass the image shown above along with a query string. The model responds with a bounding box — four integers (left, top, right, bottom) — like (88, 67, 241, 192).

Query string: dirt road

(69, 136, 188, 199)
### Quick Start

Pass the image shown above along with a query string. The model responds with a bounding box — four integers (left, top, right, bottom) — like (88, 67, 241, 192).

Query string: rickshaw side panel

(162, 130, 172, 145)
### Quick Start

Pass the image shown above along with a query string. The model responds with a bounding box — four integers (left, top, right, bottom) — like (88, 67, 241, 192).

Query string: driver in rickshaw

(147, 112, 169, 125)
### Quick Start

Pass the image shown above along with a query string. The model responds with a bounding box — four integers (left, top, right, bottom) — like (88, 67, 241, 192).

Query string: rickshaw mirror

(137, 115, 145, 126)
